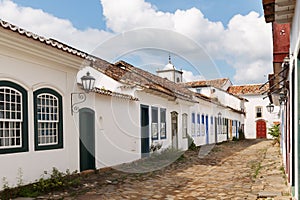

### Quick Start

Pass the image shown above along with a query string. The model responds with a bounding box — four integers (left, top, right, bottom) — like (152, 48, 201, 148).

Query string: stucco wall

(241, 94, 280, 139)
(0, 44, 83, 188)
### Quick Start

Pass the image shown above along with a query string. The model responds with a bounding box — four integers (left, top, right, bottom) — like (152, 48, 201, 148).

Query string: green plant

(253, 163, 262, 179)
(33, 167, 80, 193)
(2, 177, 9, 190)
(268, 124, 280, 144)
(0, 168, 81, 200)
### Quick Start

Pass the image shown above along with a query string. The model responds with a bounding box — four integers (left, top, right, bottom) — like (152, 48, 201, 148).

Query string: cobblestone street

(35, 139, 290, 200)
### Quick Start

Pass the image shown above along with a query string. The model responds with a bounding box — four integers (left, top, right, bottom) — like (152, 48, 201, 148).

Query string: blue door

(140, 105, 149, 157)
(206, 115, 209, 144)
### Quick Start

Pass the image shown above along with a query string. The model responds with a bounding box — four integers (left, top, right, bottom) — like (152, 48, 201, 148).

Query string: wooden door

(256, 120, 266, 138)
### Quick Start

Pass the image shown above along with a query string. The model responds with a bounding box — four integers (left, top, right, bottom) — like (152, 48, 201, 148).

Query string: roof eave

(262, 0, 296, 23)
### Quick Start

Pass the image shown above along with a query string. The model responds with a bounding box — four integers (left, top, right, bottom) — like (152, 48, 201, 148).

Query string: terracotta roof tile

(93, 87, 139, 101)
(183, 78, 230, 89)
(92, 60, 196, 103)
(227, 84, 269, 95)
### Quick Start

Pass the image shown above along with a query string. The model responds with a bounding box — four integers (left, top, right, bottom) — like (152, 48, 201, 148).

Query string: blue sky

(0, 0, 272, 84)
(12, 0, 264, 30)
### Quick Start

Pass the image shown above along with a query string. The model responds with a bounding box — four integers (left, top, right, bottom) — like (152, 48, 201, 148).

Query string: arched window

(0, 81, 28, 154)
(34, 88, 63, 150)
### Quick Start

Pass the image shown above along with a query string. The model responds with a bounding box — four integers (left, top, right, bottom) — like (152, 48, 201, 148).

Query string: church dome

(164, 62, 175, 70)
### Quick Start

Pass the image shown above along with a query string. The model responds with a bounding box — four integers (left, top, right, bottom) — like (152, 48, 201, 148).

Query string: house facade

(183, 78, 246, 142)
(0, 18, 246, 189)
(262, 0, 299, 198)
(228, 84, 280, 139)
(0, 19, 88, 187)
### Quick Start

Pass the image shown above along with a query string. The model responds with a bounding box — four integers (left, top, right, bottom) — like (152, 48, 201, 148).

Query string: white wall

(0, 42, 83, 188)
(192, 87, 242, 111)
(74, 93, 141, 169)
(135, 91, 190, 151)
(241, 94, 280, 139)
(290, 6, 300, 197)
(290, 1, 300, 54)
(156, 71, 174, 82)
(189, 97, 244, 146)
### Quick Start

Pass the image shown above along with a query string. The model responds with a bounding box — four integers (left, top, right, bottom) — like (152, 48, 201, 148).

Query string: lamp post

(266, 103, 274, 113)
(71, 71, 95, 115)
(80, 72, 95, 93)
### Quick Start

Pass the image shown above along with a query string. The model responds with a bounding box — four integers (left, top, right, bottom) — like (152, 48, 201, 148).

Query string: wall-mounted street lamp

(266, 103, 274, 113)
(279, 89, 288, 105)
(71, 71, 95, 115)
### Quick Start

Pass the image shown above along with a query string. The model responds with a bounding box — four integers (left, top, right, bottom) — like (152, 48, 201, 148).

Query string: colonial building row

(262, 0, 299, 199)
(0, 18, 277, 188)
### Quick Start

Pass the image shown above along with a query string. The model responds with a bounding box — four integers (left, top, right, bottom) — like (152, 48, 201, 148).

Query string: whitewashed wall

(189, 96, 244, 146)
(192, 87, 242, 111)
(135, 91, 190, 151)
(74, 93, 140, 169)
(290, 1, 300, 54)
(290, 5, 300, 198)
(0, 34, 83, 188)
(241, 94, 280, 139)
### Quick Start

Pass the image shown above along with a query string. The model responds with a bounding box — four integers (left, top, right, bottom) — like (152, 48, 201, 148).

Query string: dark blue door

(206, 115, 209, 144)
(79, 108, 95, 172)
(141, 105, 149, 157)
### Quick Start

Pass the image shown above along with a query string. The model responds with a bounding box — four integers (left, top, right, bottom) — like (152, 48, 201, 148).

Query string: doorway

(256, 120, 267, 138)
(140, 105, 150, 157)
(79, 108, 95, 172)
(205, 115, 209, 144)
(171, 111, 178, 149)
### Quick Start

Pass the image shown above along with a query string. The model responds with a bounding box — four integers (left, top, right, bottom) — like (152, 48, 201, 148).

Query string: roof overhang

(262, 0, 296, 23)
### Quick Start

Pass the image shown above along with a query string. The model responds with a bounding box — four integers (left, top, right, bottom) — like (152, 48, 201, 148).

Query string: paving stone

(258, 191, 281, 197)
(28, 140, 291, 200)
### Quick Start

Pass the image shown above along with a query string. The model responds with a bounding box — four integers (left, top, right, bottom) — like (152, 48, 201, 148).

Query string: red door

(256, 120, 266, 138)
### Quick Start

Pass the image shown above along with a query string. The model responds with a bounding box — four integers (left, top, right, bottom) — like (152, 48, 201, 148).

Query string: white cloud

(182, 70, 204, 82)
(0, 0, 272, 84)
(100, 0, 272, 84)
(101, 0, 174, 32)
(0, 0, 112, 53)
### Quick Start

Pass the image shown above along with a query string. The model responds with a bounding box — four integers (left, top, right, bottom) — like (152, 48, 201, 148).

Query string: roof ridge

(0, 18, 91, 59)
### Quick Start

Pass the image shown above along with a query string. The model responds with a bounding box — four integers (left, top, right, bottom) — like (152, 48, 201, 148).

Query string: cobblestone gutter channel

(8, 139, 291, 200)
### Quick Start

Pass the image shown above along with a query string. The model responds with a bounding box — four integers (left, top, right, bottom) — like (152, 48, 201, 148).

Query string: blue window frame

(34, 88, 63, 151)
(197, 114, 200, 136)
(211, 116, 213, 124)
(151, 107, 159, 140)
(191, 113, 195, 136)
(0, 81, 28, 154)
(160, 108, 166, 139)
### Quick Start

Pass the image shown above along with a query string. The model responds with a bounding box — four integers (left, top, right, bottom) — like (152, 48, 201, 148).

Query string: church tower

(156, 55, 183, 83)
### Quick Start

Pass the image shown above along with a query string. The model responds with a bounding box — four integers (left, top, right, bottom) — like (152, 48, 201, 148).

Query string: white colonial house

(0, 18, 246, 189)
(182, 78, 247, 142)
(227, 84, 280, 139)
